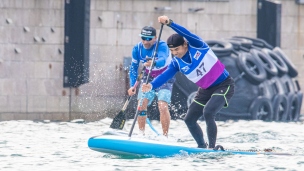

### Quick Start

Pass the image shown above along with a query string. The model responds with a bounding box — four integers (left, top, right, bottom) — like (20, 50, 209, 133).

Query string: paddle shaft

(128, 24, 164, 137)
(123, 66, 147, 110)
(109, 67, 146, 130)
(121, 80, 140, 111)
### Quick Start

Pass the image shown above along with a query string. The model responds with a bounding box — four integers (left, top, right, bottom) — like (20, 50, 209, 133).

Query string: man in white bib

(142, 16, 235, 148)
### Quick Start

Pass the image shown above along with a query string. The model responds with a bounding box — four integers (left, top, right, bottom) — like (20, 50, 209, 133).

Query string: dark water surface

(1, 118, 304, 171)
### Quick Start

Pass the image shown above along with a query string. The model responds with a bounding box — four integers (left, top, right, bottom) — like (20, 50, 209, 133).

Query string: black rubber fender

(233, 36, 274, 49)
(284, 93, 301, 121)
(258, 81, 273, 98)
(228, 37, 253, 49)
(279, 75, 296, 94)
(205, 40, 233, 57)
(273, 47, 298, 78)
(249, 96, 273, 121)
(262, 48, 288, 76)
(222, 39, 241, 51)
(272, 94, 288, 122)
(236, 52, 266, 85)
(293, 79, 301, 92)
(269, 77, 286, 95)
(250, 49, 278, 79)
(293, 92, 303, 121)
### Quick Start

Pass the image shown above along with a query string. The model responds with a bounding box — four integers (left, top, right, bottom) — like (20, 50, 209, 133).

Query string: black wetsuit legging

(184, 76, 235, 148)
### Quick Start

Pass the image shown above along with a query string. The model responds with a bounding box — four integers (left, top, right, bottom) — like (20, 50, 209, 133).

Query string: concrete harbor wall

(0, 0, 303, 121)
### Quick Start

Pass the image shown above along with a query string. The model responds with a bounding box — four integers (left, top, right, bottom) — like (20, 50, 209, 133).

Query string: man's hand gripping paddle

(109, 67, 146, 130)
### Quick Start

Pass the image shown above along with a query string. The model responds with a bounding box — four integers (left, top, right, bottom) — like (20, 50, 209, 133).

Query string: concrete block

(27, 113, 42, 120)
(41, 113, 53, 120)
(27, 95, 47, 112)
(90, 10, 104, 28)
(97, 11, 115, 28)
(38, 27, 62, 44)
(282, 16, 298, 32)
(121, 0, 133, 12)
(52, 112, 69, 121)
(281, 0, 298, 16)
(229, 0, 255, 15)
(133, 1, 155, 12)
(0, 113, 14, 121)
(48, 62, 62, 79)
(94, 0, 108, 10)
(0, 79, 15, 96)
(14, 80, 27, 96)
(108, 0, 121, 11)
(281, 33, 298, 49)
(117, 12, 134, 29)
(22, 0, 35, 8)
(21, 9, 40, 26)
(49, 0, 63, 9)
(13, 113, 27, 120)
(0, 96, 8, 111)
(27, 79, 47, 96)
(59, 96, 69, 112)
(7, 95, 22, 112)
(6, 62, 26, 78)
(0, 26, 12, 43)
(0, 0, 20, 8)
(24, 62, 36, 78)
(5, 9, 22, 26)
(23, 45, 40, 61)
(47, 10, 64, 27)
(39, 45, 61, 62)
(197, 14, 215, 31)
(46, 96, 60, 112)
(116, 28, 132, 46)
(92, 28, 108, 45)
(0, 60, 9, 78)
(132, 12, 155, 29)
(34, 62, 49, 78)
(35, 0, 51, 9)
(43, 79, 62, 96)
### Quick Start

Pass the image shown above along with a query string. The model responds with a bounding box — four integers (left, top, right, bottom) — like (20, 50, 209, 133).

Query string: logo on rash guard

(181, 66, 190, 72)
(132, 59, 138, 64)
(193, 51, 202, 60)
(196, 62, 206, 76)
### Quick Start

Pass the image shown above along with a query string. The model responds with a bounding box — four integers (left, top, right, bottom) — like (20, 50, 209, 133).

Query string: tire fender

(205, 40, 233, 57)
(262, 48, 288, 76)
(285, 93, 301, 121)
(236, 52, 267, 85)
(250, 49, 278, 79)
(273, 47, 298, 78)
(272, 94, 288, 121)
(249, 96, 273, 121)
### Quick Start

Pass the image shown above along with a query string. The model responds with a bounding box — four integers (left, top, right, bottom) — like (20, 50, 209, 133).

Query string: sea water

(1, 118, 304, 171)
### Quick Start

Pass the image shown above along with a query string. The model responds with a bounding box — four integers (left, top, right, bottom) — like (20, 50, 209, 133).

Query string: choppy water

(1, 118, 304, 171)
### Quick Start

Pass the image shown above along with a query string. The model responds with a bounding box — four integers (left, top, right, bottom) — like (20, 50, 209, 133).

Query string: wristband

(166, 19, 173, 26)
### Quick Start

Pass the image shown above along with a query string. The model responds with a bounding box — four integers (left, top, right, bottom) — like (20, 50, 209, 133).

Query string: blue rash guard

(150, 22, 229, 90)
(129, 40, 170, 87)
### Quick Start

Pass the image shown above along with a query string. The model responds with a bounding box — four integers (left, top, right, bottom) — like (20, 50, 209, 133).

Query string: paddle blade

(110, 110, 126, 130)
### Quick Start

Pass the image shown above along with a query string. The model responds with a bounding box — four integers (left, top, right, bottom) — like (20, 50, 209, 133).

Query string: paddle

(109, 67, 146, 130)
(128, 24, 164, 137)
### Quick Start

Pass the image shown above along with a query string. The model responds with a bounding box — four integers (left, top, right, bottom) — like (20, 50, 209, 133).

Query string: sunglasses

(141, 37, 153, 41)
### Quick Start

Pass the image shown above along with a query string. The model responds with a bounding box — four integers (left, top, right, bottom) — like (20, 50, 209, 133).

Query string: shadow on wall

(125, 36, 303, 122)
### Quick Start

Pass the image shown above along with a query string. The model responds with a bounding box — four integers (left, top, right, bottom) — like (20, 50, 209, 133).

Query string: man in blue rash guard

(142, 16, 235, 148)
(128, 26, 175, 136)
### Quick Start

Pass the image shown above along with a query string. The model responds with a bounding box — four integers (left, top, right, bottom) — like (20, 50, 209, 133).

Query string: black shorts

(193, 76, 235, 107)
